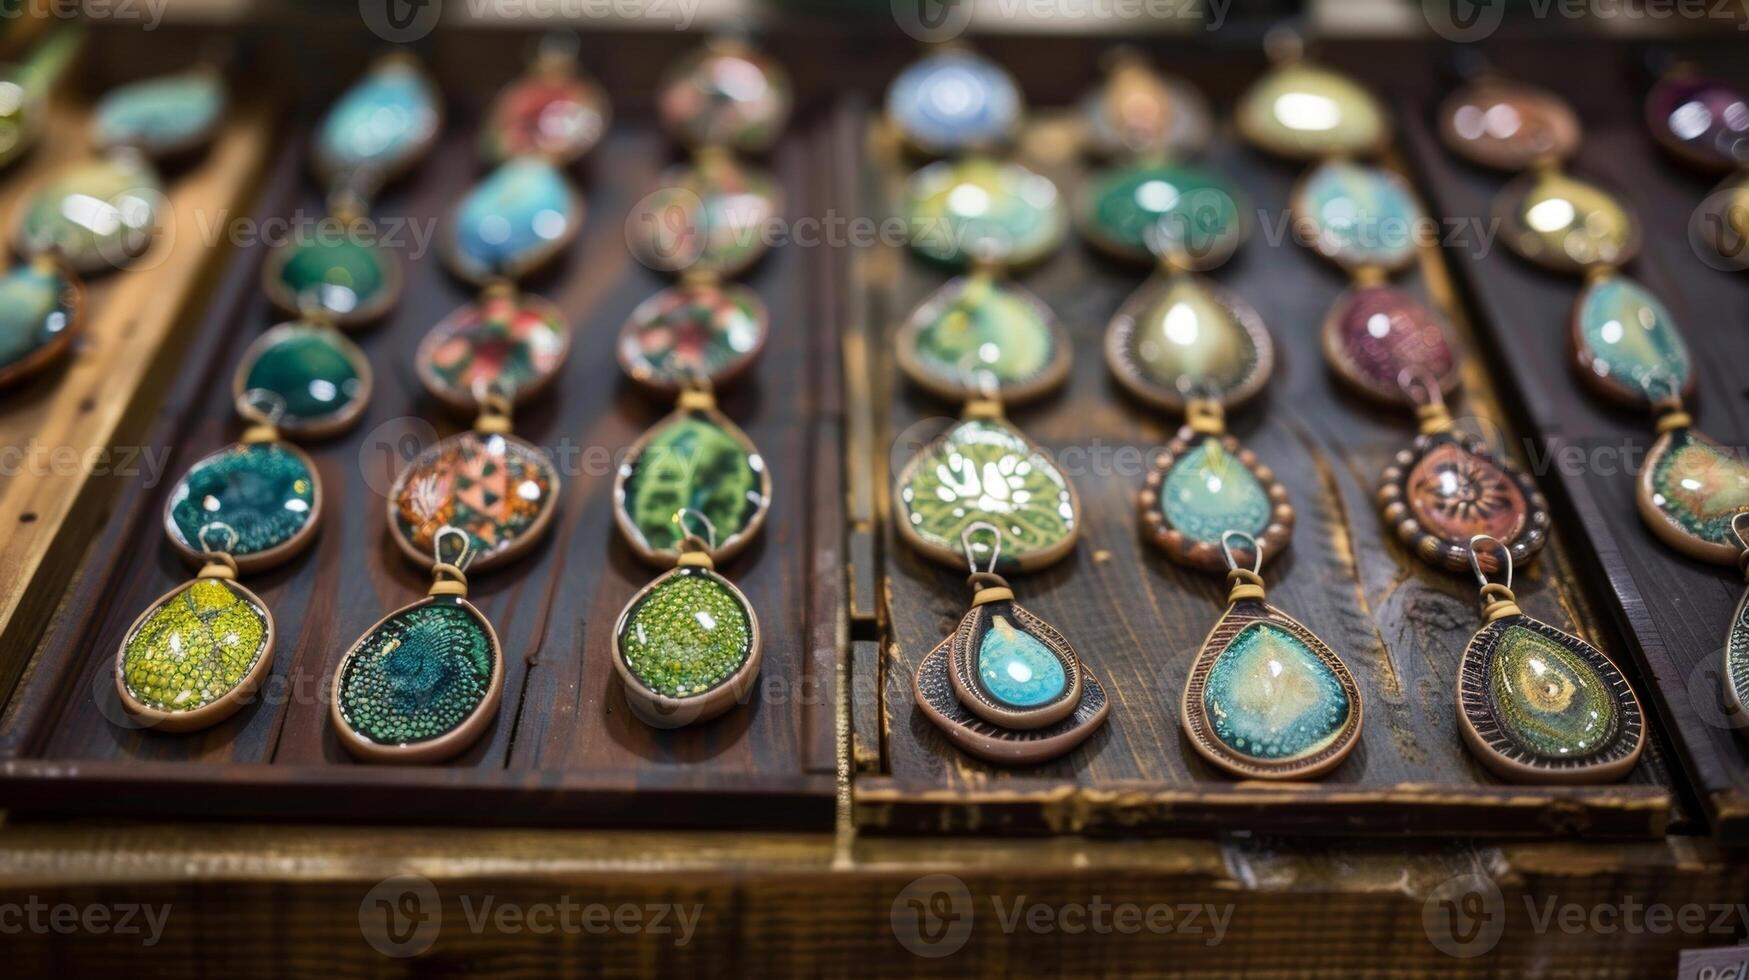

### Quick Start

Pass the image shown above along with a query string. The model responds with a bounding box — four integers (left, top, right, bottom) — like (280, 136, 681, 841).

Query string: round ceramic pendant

(616, 280, 767, 394)
(1075, 162, 1245, 269)
(1104, 273, 1273, 413)
(164, 441, 321, 573)
(657, 41, 791, 153)
(914, 630, 1111, 764)
(1140, 429, 1293, 573)
(1495, 171, 1638, 273)
(261, 235, 402, 327)
(1378, 430, 1549, 574)
(1292, 161, 1424, 274)
(115, 576, 275, 732)
(1637, 426, 1749, 565)
(1236, 61, 1388, 161)
(15, 154, 161, 274)
(1569, 274, 1692, 409)
(895, 274, 1069, 405)
(905, 158, 1066, 269)
(1645, 72, 1749, 173)
(1439, 79, 1581, 171)
(92, 69, 225, 159)
(885, 47, 1022, 157)
(0, 258, 82, 388)
(894, 416, 1079, 572)
(613, 563, 762, 728)
(313, 56, 441, 187)
(626, 156, 779, 277)
(233, 322, 371, 438)
(1081, 59, 1211, 161)
(332, 594, 504, 763)
(481, 67, 609, 165)
(444, 157, 582, 284)
(417, 290, 569, 412)
(1321, 284, 1459, 407)
(389, 431, 559, 573)
(614, 404, 770, 566)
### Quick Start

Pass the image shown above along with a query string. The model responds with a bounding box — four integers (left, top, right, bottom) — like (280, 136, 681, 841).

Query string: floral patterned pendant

(617, 280, 768, 395)
(481, 51, 609, 165)
(657, 39, 791, 154)
(416, 286, 569, 413)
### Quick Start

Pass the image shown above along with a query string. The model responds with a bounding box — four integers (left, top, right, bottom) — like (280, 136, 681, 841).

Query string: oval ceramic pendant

(15, 154, 161, 274)
(92, 69, 225, 159)
(1236, 61, 1388, 161)
(905, 159, 1065, 269)
(617, 281, 767, 394)
(1439, 79, 1581, 171)
(261, 235, 402, 327)
(894, 416, 1079, 572)
(614, 405, 770, 566)
(1645, 72, 1749, 173)
(1458, 614, 1644, 783)
(1104, 273, 1273, 413)
(0, 258, 82, 388)
(1140, 429, 1293, 573)
(1081, 59, 1210, 161)
(444, 157, 582, 284)
(944, 599, 1082, 730)
(115, 576, 274, 732)
(1075, 162, 1245, 269)
(1569, 274, 1692, 409)
(232, 322, 371, 438)
(1495, 170, 1638, 272)
(894, 274, 1069, 404)
(612, 564, 762, 728)
(1183, 597, 1363, 780)
(1321, 284, 1459, 407)
(1378, 431, 1549, 573)
(657, 41, 791, 153)
(1292, 161, 1424, 273)
(1638, 426, 1749, 565)
(914, 632, 1111, 765)
(885, 48, 1022, 157)
(313, 56, 441, 186)
(626, 156, 779, 277)
(482, 67, 609, 165)
(389, 431, 559, 573)
(332, 595, 503, 763)
(164, 441, 321, 573)
(416, 290, 569, 412)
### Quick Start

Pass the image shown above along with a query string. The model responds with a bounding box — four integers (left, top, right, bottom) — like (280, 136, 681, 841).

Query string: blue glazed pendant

(92, 69, 225, 158)
(0, 257, 82, 387)
(444, 157, 581, 284)
(314, 55, 441, 186)
(885, 47, 1022, 157)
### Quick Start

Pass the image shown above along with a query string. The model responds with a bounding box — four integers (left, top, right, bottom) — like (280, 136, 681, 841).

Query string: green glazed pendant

(233, 322, 371, 438)
(262, 235, 401, 327)
(1569, 273, 1692, 408)
(1496, 170, 1638, 273)
(895, 273, 1069, 404)
(115, 573, 274, 732)
(15, 153, 162, 274)
(92, 69, 225, 158)
(1236, 61, 1389, 161)
(626, 156, 779, 277)
(614, 397, 770, 566)
(1104, 272, 1274, 413)
(164, 440, 321, 573)
(0, 258, 83, 388)
(1075, 162, 1246, 269)
(613, 558, 763, 729)
(905, 158, 1067, 269)
(1638, 425, 1749, 565)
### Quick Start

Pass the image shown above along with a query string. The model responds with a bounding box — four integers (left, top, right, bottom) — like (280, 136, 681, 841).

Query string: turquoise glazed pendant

(1458, 536, 1645, 783)
(1182, 532, 1362, 780)
(1569, 272, 1693, 409)
(885, 47, 1022, 157)
(313, 54, 441, 187)
(233, 322, 371, 438)
(163, 435, 321, 574)
(1637, 421, 1749, 566)
(613, 388, 770, 566)
(92, 68, 225, 159)
(1291, 160, 1424, 274)
(14, 153, 161, 274)
(0, 257, 82, 388)
(332, 527, 503, 763)
(261, 234, 402, 327)
(444, 157, 582, 284)
(1141, 422, 1293, 574)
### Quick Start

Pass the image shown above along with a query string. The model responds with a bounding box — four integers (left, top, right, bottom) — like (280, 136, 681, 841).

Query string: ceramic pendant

(894, 272, 1070, 405)
(1697, 172, 1749, 269)
(627, 154, 780, 277)
(613, 511, 762, 728)
(885, 47, 1022, 157)
(617, 280, 768, 394)
(904, 158, 1066, 269)
(481, 57, 609, 165)
(163, 431, 321, 574)
(1568, 273, 1693, 409)
(332, 527, 503, 763)
(1638, 420, 1749, 565)
(1291, 160, 1424, 274)
(1236, 60, 1389, 161)
(14, 152, 161, 274)
(913, 523, 1109, 764)
(92, 68, 225, 159)
(1104, 272, 1273, 414)
(1080, 54, 1211, 161)
(1720, 515, 1749, 729)
(114, 524, 274, 733)
(261, 234, 403, 327)
(313, 55, 441, 187)
(1140, 403, 1293, 573)
(416, 287, 569, 412)
(444, 156, 582, 284)
(0, 257, 83, 388)
(1494, 170, 1638, 273)
(1439, 78, 1581, 171)
(1378, 426, 1548, 575)
(658, 40, 792, 153)
(1075, 161, 1246, 269)
(1320, 284, 1459, 407)
(1457, 535, 1645, 783)
(614, 387, 770, 566)
(1645, 70, 1749, 173)
(894, 405, 1080, 573)
(388, 422, 559, 574)
(233, 322, 371, 438)
(1182, 531, 1362, 780)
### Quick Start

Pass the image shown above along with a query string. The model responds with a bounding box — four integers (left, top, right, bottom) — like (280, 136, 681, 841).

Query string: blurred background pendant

(885, 43, 1020, 159)
(1643, 62, 1749, 268)
(0, 255, 83, 389)
(0, 28, 80, 171)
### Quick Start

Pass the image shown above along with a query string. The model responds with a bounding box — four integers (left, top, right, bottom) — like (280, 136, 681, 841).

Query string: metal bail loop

(237, 388, 286, 443)
(674, 508, 718, 568)
(429, 525, 473, 597)
(1220, 529, 1266, 603)
(472, 377, 515, 435)
(960, 521, 1013, 606)
(196, 522, 240, 580)
(1398, 367, 1452, 434)
(1468, 534, 1521, 622)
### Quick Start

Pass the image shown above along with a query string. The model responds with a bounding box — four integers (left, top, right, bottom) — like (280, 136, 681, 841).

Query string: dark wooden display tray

(1401, 37, 1749, 843)
(0, 95, 841, 826)
(843, 47, 1681, 838)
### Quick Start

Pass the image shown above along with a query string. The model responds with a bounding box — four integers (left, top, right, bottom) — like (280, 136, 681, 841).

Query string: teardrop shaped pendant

(894, 271, 1070, 406)
(1457, 536, 1645, 783)
(443, 156, 583, 285)
(1140, 401, 1292, 574)
(1182, 531, 1363, 780)
(1320, 284, 1458, 408)
(1104, 271, 1273, 414)
(615, 385, 770, 566)
(332, 527, 504, 763)
(1637, 412, 1749, 565)
(0, 255, 84, 389)
(1493, 170, 1639, 274)
(613, 510, 763, 729)
(114, 524, 275, 733)
(913, 523, 1110, 764)
(313, 53, 442, 189)
(1568, 271, 1694, 410)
